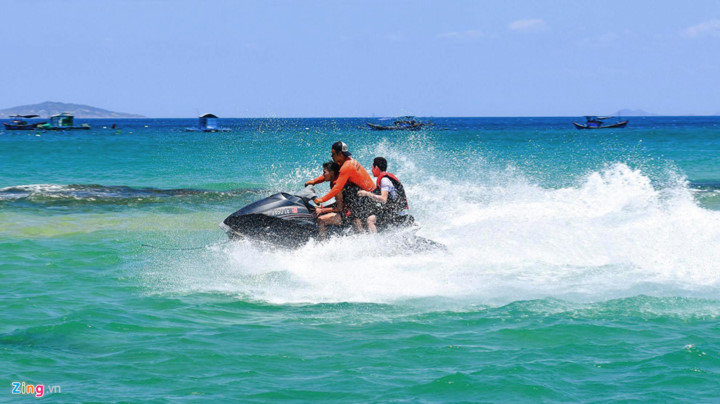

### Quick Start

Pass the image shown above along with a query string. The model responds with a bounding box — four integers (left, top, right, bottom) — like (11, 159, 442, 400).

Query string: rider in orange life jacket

(311, 161, 346, 239)
(357, 157, 410, 233)
(305, 141, 376, 231)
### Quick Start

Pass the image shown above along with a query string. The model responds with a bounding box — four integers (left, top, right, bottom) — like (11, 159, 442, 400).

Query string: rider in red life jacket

(357, 157, 409, 233)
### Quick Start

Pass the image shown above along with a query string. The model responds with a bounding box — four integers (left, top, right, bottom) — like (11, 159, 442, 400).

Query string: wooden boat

(37, 113, 90, 130)
(366, 116, 430, 131)
(2, 115, 46, 130)
(573, 116, 628, 130)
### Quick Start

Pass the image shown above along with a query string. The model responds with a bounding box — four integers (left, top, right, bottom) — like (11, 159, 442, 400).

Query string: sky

(1, 0, 718, 117)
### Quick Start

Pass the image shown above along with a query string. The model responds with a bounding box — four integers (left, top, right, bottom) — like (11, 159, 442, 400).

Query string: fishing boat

(185, 113, 231, 132)
(2, 115, 46, 130)
(366, 116, 431, 131)
(573, 116, 628, 130)
(37, 113, 91, 130)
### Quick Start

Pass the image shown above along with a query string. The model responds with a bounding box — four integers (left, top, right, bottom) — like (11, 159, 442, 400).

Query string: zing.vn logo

(11, 382, 61, 397)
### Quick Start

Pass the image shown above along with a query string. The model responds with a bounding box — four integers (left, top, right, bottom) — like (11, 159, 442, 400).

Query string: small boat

(2, 115, 46, 130)
(37, 113, 90, 130)
(185, 113, 231, 132)
(573, 116, 628, 130)
(366, 116, 431, 131)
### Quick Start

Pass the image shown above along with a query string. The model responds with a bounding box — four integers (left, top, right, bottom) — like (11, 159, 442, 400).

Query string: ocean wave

(0, 183, 256, 205)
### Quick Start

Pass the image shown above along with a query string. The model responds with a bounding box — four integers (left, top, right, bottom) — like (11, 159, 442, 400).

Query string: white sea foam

(0, 183, 68, 200)
(145, 160, 720, 305)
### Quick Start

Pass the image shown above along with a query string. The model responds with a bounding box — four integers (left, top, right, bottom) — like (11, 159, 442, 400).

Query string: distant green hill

(0, 101, 144, 118)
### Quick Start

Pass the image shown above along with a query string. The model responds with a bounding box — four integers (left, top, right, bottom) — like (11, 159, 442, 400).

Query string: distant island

(612, 109, 656, 116)
(0, 101, 144, 119)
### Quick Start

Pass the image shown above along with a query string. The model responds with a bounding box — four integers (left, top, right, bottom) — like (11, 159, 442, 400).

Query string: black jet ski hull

(221, 186, 444, 251)
(222, 213, 317, 247)
(221, 191, 317, 248)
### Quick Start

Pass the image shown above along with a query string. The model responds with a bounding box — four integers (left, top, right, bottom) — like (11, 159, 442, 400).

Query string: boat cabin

(198, 113, 219, 130)
(50, 113, 76, 128)
(185, 113, 230, 132)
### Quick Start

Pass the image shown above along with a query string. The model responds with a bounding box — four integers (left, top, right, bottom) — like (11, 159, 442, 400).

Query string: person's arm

(315, 193, 344, 215)
(305, 175, 326, 186)
(315, 169, 350, 203)
(358, 189, 388, 203)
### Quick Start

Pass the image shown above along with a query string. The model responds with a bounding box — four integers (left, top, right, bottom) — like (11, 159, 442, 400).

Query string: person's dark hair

(373, 157, 387, 172)
(323, 161, 340, 177)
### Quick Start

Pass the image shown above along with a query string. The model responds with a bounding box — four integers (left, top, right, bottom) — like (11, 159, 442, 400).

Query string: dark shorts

(342, 183, 376, 220)
(375, 210, 412, 227)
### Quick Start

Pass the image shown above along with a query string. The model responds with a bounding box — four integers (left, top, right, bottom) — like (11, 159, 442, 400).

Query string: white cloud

(437, 29, 485, 40)
(509, 19, 548, 33)
(682, 20, 720, 38)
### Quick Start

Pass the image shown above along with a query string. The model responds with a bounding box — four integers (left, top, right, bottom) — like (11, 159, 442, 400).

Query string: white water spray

(144, 158, 720, 305)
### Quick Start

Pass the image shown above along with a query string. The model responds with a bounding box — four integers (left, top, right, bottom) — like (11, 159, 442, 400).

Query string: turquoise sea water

(3, 117, 720, 401)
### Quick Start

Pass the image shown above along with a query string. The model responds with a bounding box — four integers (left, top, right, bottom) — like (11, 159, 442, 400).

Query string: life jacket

(375, 172, 409, 212)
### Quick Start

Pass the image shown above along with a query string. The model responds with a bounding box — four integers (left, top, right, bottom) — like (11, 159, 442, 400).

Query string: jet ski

(220, 185, 444, 250)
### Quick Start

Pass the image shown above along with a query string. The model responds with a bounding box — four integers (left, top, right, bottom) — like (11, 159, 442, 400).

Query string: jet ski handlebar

(293, 185, 317, 202)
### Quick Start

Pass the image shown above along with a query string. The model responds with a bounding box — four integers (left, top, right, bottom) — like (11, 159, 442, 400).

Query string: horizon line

(62, 114, 720, 119)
